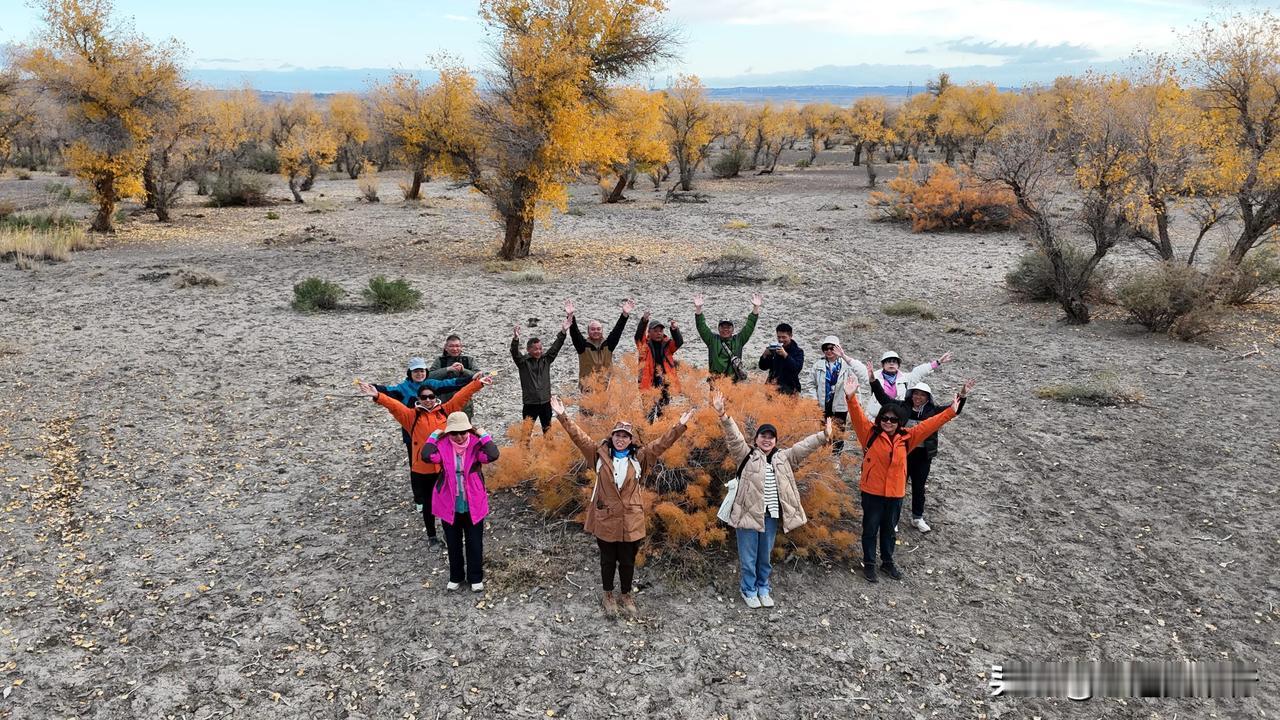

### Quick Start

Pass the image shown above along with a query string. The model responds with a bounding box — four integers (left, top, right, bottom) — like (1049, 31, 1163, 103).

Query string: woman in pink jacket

(421, 412, 500, 592)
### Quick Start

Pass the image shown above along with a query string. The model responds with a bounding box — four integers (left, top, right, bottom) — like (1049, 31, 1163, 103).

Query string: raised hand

(621, 299, 635, 316)
(549, 395, 565, 416)
(678, 407, 696, 425)
(474, 426, 489, 437)
(843, 373, 859, 397)
(450, 362, 464, 373)
(513, 325, 522, 338)
(938, 351, 954, 365)
(865, 361, 875, 379)
(564, 298, 576, 317)
(478, 373, 495, 386)
(357, 381, 378, 398)
(711, 391, 725, 416)
(960, 378, 977, 397)
(750, 292, 763, 309)
(561, 316, 572, 332)
(692, 292, 704, 312)
(669, 318, 679, 331)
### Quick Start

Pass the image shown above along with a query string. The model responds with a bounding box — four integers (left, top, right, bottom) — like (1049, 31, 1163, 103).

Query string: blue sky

(0, 0, 1226, 90)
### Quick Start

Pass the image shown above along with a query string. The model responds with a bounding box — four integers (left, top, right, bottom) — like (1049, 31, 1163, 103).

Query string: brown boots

(601, 591, 619, 618)
(617, 593, 637, 619)
(601, 591, 638, 619)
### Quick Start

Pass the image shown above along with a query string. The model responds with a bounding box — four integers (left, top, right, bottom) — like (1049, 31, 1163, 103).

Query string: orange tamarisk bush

(489, 356, 861, 563)
(870, 160, 1019, 232)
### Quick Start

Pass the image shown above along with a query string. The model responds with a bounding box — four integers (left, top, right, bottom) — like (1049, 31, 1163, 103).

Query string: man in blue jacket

(758, 323, 804, 395)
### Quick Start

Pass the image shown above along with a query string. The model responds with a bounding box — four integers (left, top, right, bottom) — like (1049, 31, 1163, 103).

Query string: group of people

(356, 294, 976, 614)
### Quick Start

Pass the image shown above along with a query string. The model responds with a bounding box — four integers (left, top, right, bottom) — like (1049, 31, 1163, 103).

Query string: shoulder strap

(734, 449, 755, 479)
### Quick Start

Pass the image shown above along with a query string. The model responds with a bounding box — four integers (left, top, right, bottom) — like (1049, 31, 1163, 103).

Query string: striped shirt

(762, 462, 780, 518)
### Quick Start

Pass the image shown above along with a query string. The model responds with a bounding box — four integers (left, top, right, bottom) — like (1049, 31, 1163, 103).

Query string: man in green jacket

(693, 291, 762, 381)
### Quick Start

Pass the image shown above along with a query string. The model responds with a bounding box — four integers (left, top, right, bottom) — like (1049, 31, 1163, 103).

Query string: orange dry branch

(489, 358, 862, 563)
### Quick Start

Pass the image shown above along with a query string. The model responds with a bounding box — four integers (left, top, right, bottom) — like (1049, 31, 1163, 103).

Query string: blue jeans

(736, 515, 779, 596)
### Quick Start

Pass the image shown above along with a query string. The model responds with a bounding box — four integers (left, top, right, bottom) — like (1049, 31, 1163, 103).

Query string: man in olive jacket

(693, 291, 762, 380)
(511, 319, 568, 432)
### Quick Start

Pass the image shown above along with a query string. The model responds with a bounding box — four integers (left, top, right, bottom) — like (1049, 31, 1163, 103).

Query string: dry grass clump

(172, 266, 227, 289)
(881, 299, 937, 320)
(1035, 373, 1143, 406)
(357, 162, 380, 203)
(723, 219, 750, 230)
(0, 226, 95, 266)
(489, 359, 862, 564)
(870, 161, 1018, 232)
(686, 243, 765, 284)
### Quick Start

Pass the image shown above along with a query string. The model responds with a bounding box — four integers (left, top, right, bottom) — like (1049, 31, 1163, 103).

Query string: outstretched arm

(568, 315, 587, 353)
(783, 427, 830, 466)
(844, 375, 873, 447)
(545, 328, 568, 362)
(551, 396, 598, 461)
(604, 307, 629, 351)
(510, 332, 523, 364)
(365, 383, 415, 430)
(634, 312, 649, 344)
(639, 411, 692, 468)
(441, 376, 491, 414)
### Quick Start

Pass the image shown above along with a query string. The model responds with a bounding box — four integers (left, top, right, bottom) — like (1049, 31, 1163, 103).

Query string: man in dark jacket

(869, 377, 965, 533)
(758, 323, 804, 394)
(429, 335, 482, 411)
(511, 319, 569, 431)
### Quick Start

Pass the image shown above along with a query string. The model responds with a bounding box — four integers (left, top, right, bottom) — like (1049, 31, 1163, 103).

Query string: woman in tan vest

(713, 391, 832, 608)
(549, 395, 695, 619)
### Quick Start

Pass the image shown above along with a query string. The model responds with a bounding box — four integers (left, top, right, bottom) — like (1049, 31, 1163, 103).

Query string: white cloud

(665, 0, 1187, 56)
(443, 13, 472, 22)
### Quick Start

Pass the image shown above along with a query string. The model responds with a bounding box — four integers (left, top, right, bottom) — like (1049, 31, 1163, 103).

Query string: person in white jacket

(805, 336, 857, 453)
(845, 349, 954, 419)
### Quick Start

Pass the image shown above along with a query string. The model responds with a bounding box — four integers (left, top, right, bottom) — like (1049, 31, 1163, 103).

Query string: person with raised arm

(511, 318, 569, 432)
(713, 391, 832, 608)
(806, 337, 856, 454)
(428, 335, 482, 414)
(566, 298, 633, 388)
(420, 413, 500, 592)
(842, 372, 975, 583)
(845, 348, 954, 419)
(357, 372, 493, 546)
(694, 292, 761, 381)
(550, 395, 695, 619)
(635, 310, 683, 417)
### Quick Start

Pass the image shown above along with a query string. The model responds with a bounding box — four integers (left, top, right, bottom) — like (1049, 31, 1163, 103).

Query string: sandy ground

(1, 152, 1278, 720)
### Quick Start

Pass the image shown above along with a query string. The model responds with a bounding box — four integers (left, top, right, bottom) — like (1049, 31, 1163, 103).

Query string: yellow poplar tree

(18, 0, 185, 232)
(661, 74, 714, 191)
(597, 86, 669, 203)
(370, 68, 478, 201)
(935, 83, 1012, 165)
(328, 93, 370, 179)
(846, 97, 891, 186)
(799, 102, 841, 163)
(270, 94, 337, 203)
(447, 0, 674, 260)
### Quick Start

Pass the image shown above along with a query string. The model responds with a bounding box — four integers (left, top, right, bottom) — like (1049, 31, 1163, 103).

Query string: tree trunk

(288, 175, 304, 203)
(679, 163, 694, 191)
(852, 143, 863, 166)
(808, 141, 818, 163)
(142, 159, 159, 210)
(300, 164, 318, 191)
(154, 200, 171, 223)
(605, 173, 628, 203)
(499, 214, 534, 260)
(90, 177, 116, 233)
(865, 152, 878, 188)
(1152, 200, 1174, 261)
(406, 168, 425, 200)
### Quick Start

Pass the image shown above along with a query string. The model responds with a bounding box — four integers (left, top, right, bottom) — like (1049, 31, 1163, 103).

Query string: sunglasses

(821, 345, 835, 351)
(878, 416, 900, 424)
(418, 393, 436, 401)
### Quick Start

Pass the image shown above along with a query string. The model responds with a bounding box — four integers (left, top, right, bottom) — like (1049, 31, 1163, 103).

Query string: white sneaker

(758, 592, 775, 608)
(470, 582, 485, 592)
(912, 517, 931, 533)
(415, 503, 424, 513)
(446, 582, 460, 591)
(741, 593, 761, 609)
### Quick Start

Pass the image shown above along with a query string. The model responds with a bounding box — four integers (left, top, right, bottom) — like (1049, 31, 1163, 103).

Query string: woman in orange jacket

(843, 373, 975, 583)
(357, 374, 492, 545)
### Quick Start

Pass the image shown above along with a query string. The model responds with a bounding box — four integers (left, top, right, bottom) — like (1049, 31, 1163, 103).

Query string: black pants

(597, 539, 642, 593)
(824, 398, 848, 454)
(907, 451, 933, 519)
(409, 471, 439, 537)
(441, 512, 485, 584)
(522, 402, 553, 432)
(860, 492, 902, 567)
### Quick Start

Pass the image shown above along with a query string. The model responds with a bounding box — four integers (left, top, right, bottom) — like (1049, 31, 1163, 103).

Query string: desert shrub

(566, 207, 585, 217)
(357, 162, 380, 203)
(265, 211, 280, 220)
(15, 170, 32, 180)
(172, 267, 226, 289)
(1006, 245, 1110, 302)
(870, 161, 1018, 232)
(362, 275, 421, 312)
(503, 269, 547, 284)
(1114, 262, 1212, 334)
(0, 208, 79, 232)
(881, 299, 936, 320)
(0, 202, 15, 220)
(242, 147, 280, 174)
(686, 244, 766, 284)
(723, 219, 749, 230)
(210, 173, 270, 207)
(1209, 247, 1280, 306)
(291, 278, 344, 311)
(711, 148, 745, 179)
(1035, 372, 1143, 406)
(0, 226, 95, 265)
(488, 359, 861, 563)
(794, 159, 811, 169)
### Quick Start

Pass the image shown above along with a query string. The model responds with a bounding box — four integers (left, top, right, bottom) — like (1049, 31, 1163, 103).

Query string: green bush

(1006, 245, 1109, 302)
(210, 173, 270, 207)
(711, 148, 745, 179)
(1114, 262, 1211, 334)
(1036, 372, 1143, 406)
(292, 278, 344, 312)
(881, 299, 936, 320)
(1210, 247, 1280, 306)
(362, 275, 421, 312)
(243, 147, 280, 174)
(0, 209, 79, 232)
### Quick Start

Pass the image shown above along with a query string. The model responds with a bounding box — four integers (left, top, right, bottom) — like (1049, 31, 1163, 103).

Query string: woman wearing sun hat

(421, 412, 501, 592)
(712, 391, 832, 609)
(549, 395, 695, 619)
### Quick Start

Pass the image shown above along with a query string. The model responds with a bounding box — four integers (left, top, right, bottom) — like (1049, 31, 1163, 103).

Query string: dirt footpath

(0, 163, 1276, 719)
